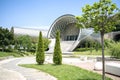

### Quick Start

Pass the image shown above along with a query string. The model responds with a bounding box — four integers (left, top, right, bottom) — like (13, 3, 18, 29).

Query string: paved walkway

(0, 57, 56, 80)
(0, 58, 25, 80)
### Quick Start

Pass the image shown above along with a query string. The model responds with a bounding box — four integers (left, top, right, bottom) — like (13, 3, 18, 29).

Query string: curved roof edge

(47, 14, 76, 38)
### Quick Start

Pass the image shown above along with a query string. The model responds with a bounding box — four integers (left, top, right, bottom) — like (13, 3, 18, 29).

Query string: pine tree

(53, 31, 62, 65)
(36, 31, 45, 65)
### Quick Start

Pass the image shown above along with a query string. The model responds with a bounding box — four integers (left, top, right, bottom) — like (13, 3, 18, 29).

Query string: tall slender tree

(36, 31, 45, 65)
(76, 0, 119, 80)
(53, 31, 62, 65)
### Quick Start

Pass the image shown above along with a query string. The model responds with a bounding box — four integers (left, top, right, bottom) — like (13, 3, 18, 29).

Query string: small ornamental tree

(53, 31, 62, 65)
(36, 31, 45, 65)
(76, 0, 119, 80)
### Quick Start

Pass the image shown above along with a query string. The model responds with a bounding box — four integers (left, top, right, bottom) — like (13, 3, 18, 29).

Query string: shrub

(104, 39, 115, 48)
(94, 41, 101, 52)
(5, 45, 13, 52)
(53, 31, 62, 65)
(75, 48, 91, 52)
(109, 42, 120, 59)
(76, 38, 101, 52)
(36, 32, 45, 65)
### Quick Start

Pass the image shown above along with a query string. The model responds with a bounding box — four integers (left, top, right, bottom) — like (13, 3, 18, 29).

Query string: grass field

(20, 64, 112, 80)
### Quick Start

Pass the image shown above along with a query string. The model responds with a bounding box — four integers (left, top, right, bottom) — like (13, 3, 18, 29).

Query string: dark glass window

(66, 35, 78, 41)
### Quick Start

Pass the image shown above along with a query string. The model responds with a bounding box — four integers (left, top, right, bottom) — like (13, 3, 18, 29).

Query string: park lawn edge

(19, 64, 112, 80)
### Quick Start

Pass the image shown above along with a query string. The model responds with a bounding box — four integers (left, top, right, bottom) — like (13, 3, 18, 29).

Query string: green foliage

(112, 13, 120, 31)
(74, 49, 110, 55)
(109, 42, 120, 59)
(30, 43, 36, 52)
(43, 38, 51, 51)
(0, 51, 23, 58)
(0, 27, 14, 52)
(20, 64, 112, 80)
(53, 31, 62, 65)
(36, 32, 45, 65)
(75, 48, 92, 52)
(14, 35, 50, 53)
(85, 41, 88, 49)
(10, 27, 14, 44)
(30, 37, 50, 52)
(14, 42, 19, 50)
(77, 38, 101, 52)
(94, 41, 100, 52)
(113, 12, 120, 22)
(104, 39, 115, 48)
(15, 35, 32, 51)
(76, 0, 119, 33)
(78, 38, 93, 48)
(6, 45, 13, 52)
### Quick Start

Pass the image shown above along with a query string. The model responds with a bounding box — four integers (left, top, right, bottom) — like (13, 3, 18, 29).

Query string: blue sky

(0, 0, 120, 29)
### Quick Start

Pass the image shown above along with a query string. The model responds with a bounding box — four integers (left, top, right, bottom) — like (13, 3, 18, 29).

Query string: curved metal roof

(47, 14, 78, 38)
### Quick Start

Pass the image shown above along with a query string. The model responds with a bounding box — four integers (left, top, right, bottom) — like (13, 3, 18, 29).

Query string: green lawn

(20, 64, 112, 80)
(0, 51, 35, 58)
(0, 51, 23, 57)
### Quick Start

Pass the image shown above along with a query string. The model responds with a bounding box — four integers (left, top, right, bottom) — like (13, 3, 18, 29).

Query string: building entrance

(65, 35, 78, 41)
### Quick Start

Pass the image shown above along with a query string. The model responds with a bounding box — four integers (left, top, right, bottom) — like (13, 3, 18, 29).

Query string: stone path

(0, 57, 56, 80)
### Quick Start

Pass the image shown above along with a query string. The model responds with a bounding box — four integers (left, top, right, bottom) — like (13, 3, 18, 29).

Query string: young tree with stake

(76, 0, 119, 80)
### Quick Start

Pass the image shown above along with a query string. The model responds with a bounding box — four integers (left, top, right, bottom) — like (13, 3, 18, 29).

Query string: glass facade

(65, 35, 78, 41)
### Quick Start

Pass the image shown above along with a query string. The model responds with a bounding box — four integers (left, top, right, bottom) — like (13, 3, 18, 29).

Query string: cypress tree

(53, 31, 62, 65)
(36, 31, 45, 65)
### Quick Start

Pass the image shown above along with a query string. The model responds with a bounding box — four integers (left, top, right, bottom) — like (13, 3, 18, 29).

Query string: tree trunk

(101, 32, 105, 80)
